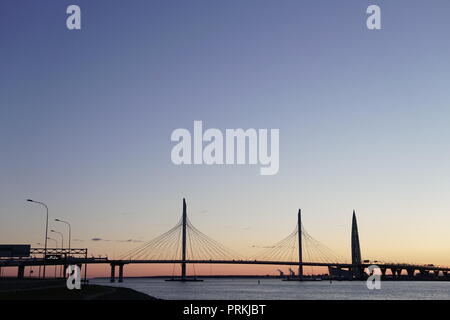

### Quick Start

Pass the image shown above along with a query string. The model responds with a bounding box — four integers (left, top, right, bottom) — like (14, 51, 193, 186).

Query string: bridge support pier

(419, 269, 428, 277)
(63, 264, 68, 278)
(75, 264, 83, 281)
(390, 268, 398, 278)
(17, 265, 25, 279)
(110, 264, 116, 282)
(118, 264, 124, 283)
(406, 268, 415, 278)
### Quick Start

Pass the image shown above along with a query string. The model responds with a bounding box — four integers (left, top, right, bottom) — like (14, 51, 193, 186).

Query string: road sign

(0, 244, 31, 257)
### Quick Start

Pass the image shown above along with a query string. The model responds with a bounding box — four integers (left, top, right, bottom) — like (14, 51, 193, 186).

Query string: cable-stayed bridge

(2, 198, 450, 282)
(117, 199, 349, 279)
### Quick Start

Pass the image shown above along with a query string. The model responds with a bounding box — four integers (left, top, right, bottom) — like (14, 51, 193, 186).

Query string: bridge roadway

(2, 257, 450, 276)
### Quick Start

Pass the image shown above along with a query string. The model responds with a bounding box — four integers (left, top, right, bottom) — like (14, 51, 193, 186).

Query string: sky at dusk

(1, 0, 450, 277)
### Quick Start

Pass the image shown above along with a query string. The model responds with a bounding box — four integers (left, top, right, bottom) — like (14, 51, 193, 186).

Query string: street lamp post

(50, 230, 64, 249)
(27, 199, 49, 279)
(47, 237, 58, 278)
(54, 219, 71, 253)
(36, 242, 43, 278)
(51, 229, 64, 278)
(54, 219, 71, 278)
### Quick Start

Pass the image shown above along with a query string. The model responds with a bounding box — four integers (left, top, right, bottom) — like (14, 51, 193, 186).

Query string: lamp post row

(26, 199, 72, 279)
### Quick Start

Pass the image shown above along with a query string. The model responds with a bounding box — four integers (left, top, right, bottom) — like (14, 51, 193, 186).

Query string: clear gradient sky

(1, 0, 450, 276)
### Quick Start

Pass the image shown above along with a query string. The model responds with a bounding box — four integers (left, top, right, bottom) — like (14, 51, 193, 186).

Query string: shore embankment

(0, 278, 157, 300)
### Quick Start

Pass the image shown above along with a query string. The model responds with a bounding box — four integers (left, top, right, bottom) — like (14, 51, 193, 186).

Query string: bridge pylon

(181, 198, 187, 280)
(165, 198, 202, 282)
(298, 209, 303, 279)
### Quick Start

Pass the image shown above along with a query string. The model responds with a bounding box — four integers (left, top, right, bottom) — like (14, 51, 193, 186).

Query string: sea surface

(91, 278, 450, 300)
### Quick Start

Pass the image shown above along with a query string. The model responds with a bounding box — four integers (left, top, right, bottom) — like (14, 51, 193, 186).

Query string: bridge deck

(1, 258, 449, 272)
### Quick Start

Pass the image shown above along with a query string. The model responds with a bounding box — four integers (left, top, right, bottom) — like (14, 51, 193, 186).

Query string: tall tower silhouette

(167, 198, 202, 282)
(181, 198, 187, 280)
(351, 210, 362, 279)
(297, 209, 303, 279)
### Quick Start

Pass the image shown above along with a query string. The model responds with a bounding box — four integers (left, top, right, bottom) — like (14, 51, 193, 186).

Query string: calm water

(91, 278, 450, 300)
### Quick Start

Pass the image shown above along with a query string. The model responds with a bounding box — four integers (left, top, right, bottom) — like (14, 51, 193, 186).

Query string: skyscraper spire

(351, 210, 362, 279)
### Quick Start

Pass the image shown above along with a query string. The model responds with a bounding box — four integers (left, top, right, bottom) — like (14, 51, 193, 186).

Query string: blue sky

(1, 0, 450, 266)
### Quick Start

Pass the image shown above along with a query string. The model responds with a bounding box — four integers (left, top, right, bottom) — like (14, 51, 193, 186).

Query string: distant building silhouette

(351, 210, 362, 279)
